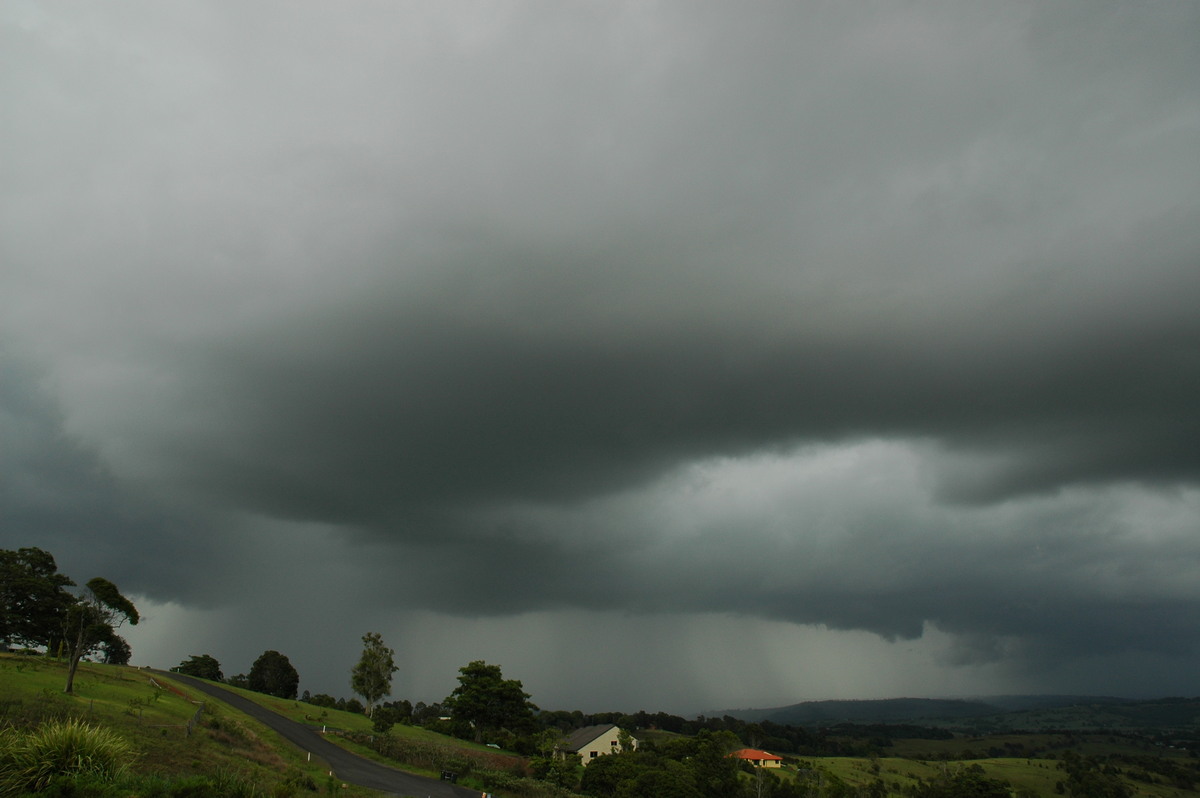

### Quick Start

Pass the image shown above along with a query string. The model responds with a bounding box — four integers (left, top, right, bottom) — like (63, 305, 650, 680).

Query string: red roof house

(732, 748, 783, 768)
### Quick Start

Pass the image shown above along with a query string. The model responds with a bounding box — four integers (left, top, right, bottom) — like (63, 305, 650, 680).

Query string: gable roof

(560, 724, 620, 752)
(732, 748, 783, 762)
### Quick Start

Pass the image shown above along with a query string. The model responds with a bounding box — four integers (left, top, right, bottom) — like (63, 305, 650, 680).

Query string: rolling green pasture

(886, 731, 1169, 760)
(782, 754, 1200, 798)
(0, 654, 378, 795)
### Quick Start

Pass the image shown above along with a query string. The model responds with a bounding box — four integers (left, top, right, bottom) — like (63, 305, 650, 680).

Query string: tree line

(171, 644, 539, 746)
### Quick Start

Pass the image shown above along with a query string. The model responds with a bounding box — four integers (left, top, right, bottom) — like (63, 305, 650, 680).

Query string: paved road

(154, 671, 482, 798)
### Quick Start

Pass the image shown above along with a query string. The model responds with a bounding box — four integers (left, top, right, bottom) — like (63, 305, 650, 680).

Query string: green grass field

(776, 750, 1200, 797)
(201, 678, 530, 784)
(885, 731, 1172, 760)
(1, 654, 533, 796)
(0, 653, 378, 795)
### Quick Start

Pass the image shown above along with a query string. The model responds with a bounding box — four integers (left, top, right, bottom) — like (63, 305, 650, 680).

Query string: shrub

(0, 718, 135, 796)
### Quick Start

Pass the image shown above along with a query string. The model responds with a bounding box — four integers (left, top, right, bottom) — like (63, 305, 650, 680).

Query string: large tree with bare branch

(62, 577, 139, 694)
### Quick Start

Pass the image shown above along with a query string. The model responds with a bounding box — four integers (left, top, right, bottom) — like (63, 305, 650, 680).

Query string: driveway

(155, 671, 483, 798)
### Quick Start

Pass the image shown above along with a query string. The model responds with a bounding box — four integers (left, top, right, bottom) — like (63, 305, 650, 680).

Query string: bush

(0, 719, 135, 796)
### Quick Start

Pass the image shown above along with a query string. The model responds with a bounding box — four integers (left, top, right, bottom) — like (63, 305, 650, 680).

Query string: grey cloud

(3, 1, 1199, 706)
(316, 449, 1200, 673)
(0, 351, 220, 605)
(149, 236, 1200, 526)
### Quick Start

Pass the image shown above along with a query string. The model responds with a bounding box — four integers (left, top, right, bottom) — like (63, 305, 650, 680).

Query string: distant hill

(721, 698, 1002, 726)
(972, 695, 1135, 712)
(950, 696, 1200, 733)
(719, 695, 1200, 733)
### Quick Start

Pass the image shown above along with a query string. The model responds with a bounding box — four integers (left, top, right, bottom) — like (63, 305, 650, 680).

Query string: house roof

(560, 724, 620, 752)
(732, 748, 783, 761)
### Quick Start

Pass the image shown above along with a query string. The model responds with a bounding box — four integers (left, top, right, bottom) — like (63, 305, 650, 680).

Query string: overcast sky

(3, 1, 1199, 714)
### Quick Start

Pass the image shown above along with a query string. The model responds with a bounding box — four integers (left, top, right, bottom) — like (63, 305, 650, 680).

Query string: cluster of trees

(1, 547, 140, 694)
(299, 656, 538, 746)
(172, 632, 397, 711)
(1056, 751, 1134, 798)
(173, 637, 540, 753)
(172, 649, 301, 699)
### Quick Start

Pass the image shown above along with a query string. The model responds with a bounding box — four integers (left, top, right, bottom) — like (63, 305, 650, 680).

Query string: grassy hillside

(188, 679, 532, 785)
(0, 653, 376, 795)
(784, 752, 1200, 798)
(1, 654, 536, 797)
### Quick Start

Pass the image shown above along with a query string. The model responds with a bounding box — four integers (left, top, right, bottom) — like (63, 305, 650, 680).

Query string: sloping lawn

(0, 654, 379, 795)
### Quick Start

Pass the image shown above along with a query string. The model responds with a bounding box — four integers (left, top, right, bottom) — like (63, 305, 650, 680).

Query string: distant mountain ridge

(715, 695, 1194, 729)
(972, 695, 1135, 712)
(719, 698, 1008, 726)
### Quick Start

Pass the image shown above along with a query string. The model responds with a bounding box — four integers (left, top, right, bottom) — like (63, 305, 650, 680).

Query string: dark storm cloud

(155, 216, 1200, 525)
(53, 0, 1192, 524)
(0, 352, 209, 600)
(2, 1, 1199, 702)
(373, 451, 1200, 663)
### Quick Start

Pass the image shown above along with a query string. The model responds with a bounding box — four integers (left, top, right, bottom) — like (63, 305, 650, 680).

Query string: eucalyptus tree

(62, 577, 139, 693)
(350, 631, 398, 716)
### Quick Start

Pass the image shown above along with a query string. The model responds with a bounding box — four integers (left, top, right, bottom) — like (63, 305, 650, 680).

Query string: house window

(590, 751, 598, 758)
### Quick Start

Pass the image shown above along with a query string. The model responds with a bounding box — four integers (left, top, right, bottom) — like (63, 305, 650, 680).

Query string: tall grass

(0, 718, 135, 796)
(2, 770, 269, 798)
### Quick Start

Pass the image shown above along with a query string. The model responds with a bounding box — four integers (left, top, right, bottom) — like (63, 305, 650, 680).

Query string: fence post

(187, 701, 204, 737)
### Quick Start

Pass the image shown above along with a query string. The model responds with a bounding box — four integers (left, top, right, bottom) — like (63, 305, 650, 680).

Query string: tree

(62, 577, 139, 693)
(412, 701, 443, 725)
(350, 632, 397, 716)
(99, 631, 132, 665)
(172, 654, 224, 681)
(685, 730, 744, 798)
(248, 650, 299, 699)
(372, 705, 400, 734)
(304, 693, 338, 709)
(623, 764, 703, 798)
(578, 749, 657, 797)
(913, 767, 1015, 798)
(0, 547, 76, 651)
(1057, 752, 1133, 798)
(383, 698, 412, 724)
(529, 729, 581, 789)
(443, 660, 537, 743)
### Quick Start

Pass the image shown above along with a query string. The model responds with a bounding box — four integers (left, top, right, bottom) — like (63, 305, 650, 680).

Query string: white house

(557, 724, 637, 765)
